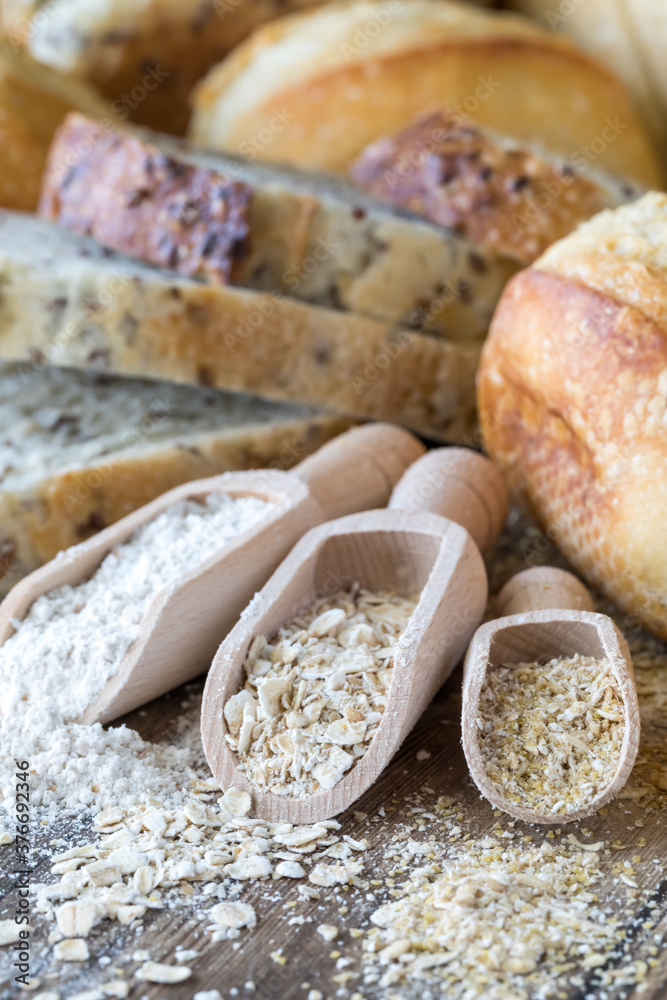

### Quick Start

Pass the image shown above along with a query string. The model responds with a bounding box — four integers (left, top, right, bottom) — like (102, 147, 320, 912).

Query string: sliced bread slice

(0, 362, 352, 595)
(0, 211, 480, 442)
(350, 110, 643, 267)
(39, 114, 516, 343)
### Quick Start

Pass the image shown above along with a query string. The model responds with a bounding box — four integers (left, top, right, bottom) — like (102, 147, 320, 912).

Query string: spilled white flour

(0, 492, 271, 726)
(0, 492, 272, 825)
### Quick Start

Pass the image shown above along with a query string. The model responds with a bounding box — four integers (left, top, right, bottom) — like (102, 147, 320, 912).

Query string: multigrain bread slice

(0, 211, 479, 442)
(189, 0, 662, 186)
(0, 0, 330, 135)
(39, 114, 516, 343)
(350, 111, 643, 267)
(478, 192, 667, 640)
(0, 362, 353, 596)
(0, 42, 111, 211)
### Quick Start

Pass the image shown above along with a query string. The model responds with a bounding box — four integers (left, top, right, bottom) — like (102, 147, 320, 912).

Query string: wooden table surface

(2, 510, 667, 1000)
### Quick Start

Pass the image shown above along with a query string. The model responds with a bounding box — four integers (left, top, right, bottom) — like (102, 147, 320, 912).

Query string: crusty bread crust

(40, 116, 254, 284)
(190, 0, 662, 186)
(0, 43, 111, 211)
(478, 266, 667, 639)
(350, 111, 642, 266)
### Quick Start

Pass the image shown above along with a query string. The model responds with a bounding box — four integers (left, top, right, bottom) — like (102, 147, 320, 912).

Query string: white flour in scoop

(0, 492, 271, 726)
(0, 492, 273, 826)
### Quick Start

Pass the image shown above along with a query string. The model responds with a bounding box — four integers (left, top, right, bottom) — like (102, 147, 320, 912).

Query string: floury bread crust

(478, 193, 667, 640)
(0, 362, 353, 595)
(0, 211, 481, 442)
(0, 43, 111, 211)
(40, 114, 515, 343)
(189, 0, 663, 187)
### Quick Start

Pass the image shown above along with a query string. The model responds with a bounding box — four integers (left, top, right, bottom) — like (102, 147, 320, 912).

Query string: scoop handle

(388, 447, 508, 552)
(494, 567, 594, 617)
(294, 423, 425, 521)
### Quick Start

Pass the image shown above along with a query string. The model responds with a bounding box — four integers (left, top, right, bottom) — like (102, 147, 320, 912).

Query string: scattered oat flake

(317, 924, 338, 941)
(53, 938, 89, 962)
(136, 961, 191, 983)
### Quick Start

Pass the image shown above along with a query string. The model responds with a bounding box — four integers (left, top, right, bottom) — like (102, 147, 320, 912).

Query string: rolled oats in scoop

(223, 586, 418, 796)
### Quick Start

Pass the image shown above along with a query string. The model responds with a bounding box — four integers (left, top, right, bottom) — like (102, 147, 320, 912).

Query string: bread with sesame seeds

(478, 192, 667, 639)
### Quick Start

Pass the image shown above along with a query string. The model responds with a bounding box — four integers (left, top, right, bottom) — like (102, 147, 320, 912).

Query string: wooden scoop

(202, 447, 509, 824)
(0, 424, 424, 726)
(462, 566, 640, 825)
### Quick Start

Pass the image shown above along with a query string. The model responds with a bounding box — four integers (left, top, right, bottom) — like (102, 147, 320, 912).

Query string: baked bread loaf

(0, 361, 352, 595)
(1, 0, 329, 135)
(0, 42, 110, 211)
(0, 210, 480, 442)
(507, 0, 667, 165)
(40, 113, 516, 343)
(350, 111, 643, 266)
(189, 0, 662, 187)
(478, 192, 667, 640)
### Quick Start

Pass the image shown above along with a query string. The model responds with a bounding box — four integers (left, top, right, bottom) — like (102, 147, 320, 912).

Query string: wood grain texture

(2, 509, 667, 999)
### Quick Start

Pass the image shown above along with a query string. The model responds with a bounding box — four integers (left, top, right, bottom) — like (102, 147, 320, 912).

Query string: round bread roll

(189, 0, 662, 187)
(0, 43, 111, 211)
(478, 192, 667, 639)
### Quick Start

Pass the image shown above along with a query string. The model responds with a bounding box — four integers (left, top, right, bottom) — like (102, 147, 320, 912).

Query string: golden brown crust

(350, 111, 641, 266)
(0, 43, 111, 211)
(40, 115, 253, 284)
(190, 0, 663, 187)
(478, 266, 667, 638)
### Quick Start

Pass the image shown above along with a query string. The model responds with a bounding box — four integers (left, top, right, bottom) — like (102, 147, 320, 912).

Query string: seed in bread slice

(0, 210, 481, 442)
(40, 114, 516, 344)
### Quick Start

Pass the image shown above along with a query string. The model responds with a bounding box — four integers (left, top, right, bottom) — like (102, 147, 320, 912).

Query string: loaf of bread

(0, 210, 480, 442)
(0, 361, 352, 595)
(507, 0, 667, 165)
(1, 0, 329, 135)
(0, 42, 110, 211)
(40, 113, 515, 343)
(478, 192, 667, 640)
(189, 0, 662, 187)
(350, 111, 643, 266)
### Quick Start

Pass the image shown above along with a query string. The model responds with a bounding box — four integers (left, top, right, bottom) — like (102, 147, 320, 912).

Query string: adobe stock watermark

(340, 0, 403, 61)
(237, 109, 296, 161)
(542, 0, 587, 29)
(512, 118, 629, 236)
(11, 761, 34, 990)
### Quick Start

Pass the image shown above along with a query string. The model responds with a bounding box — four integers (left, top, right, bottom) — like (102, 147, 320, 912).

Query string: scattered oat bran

(224, 587, 417, 795)
(476, 654, 625, 814)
